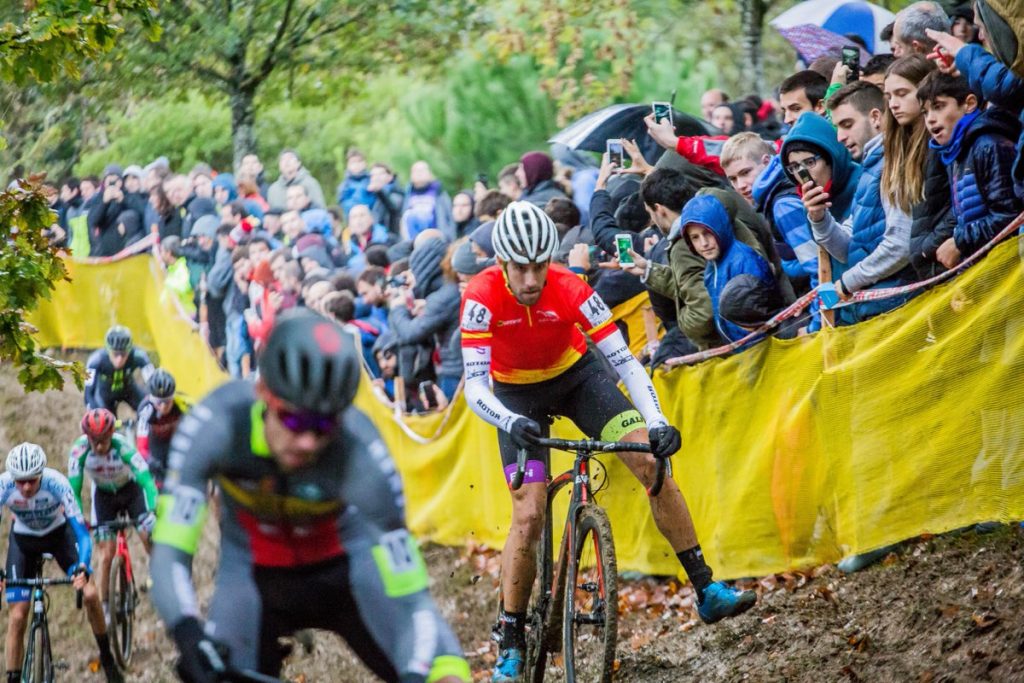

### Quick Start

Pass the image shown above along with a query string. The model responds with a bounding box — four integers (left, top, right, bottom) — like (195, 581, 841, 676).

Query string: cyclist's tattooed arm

(461, 345, 520, 433)
(595, 330, 669, 429)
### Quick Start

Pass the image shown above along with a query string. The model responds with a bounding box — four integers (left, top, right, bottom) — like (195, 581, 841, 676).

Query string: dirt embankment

(1, 362, 1022, 682)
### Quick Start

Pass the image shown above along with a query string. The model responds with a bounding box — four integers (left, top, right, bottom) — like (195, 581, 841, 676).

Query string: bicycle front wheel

(23, 622, 49, 683)
(108, 554, 135, 670)
(563, 505, 618, 683)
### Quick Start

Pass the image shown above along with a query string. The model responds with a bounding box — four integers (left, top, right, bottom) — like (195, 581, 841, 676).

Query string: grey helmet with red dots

(257, 309, 361, 415)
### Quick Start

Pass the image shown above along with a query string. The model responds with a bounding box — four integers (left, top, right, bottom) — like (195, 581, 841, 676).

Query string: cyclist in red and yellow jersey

(461, 202, 756, 682)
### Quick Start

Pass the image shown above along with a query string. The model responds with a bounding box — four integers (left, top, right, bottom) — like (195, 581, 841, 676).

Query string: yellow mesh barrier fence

(26, 241, 1024, 579)
(28, 256, 226, 402)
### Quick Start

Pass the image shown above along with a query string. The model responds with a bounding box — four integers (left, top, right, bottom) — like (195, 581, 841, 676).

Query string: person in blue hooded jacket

(680, 195, 777, 343)
(780, 112, 863, 224)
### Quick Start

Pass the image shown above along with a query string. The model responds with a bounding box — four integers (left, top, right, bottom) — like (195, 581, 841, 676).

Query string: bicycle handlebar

(510, 438, 672, 496)
(5, 577, 83, 610)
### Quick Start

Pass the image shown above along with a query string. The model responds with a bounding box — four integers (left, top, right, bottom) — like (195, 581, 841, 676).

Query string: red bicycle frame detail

(116, 529, 134, 584)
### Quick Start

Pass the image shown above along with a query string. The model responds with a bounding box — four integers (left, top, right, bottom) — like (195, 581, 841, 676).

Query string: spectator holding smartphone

(803, 81, 917, 324)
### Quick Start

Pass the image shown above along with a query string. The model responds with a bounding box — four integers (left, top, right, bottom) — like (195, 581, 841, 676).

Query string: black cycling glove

(173, 617, 231, 683)
(508, 417, 543, 449)
(648, 424, 681, 459)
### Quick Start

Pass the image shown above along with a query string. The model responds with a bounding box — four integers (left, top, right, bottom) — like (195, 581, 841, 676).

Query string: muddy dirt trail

(1, 362, 1022, 682)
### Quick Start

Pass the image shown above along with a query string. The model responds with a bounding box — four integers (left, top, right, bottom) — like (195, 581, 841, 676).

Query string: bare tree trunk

(739, 0, 767, 96)
(230, 87, 257, 173)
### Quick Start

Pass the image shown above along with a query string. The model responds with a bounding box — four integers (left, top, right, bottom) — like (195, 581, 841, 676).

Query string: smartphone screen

(795, 167, 814, 187)
(652, 101, 673, 125)
(841, 46, 860, 81)
(615, 233, 635, 267)
(607, 139, 624, 167)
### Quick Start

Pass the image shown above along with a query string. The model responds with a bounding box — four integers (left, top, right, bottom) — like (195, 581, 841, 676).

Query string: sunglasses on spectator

(784, 155, 822, 176)
(266, 396, 339, 436)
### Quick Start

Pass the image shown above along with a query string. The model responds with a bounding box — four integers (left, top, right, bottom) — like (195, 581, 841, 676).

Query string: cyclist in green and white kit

(70, 408, 158, 613)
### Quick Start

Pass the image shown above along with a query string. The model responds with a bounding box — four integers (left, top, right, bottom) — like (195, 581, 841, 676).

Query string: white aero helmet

(493, 201, 560, 265)
(6, 443, 46, 480)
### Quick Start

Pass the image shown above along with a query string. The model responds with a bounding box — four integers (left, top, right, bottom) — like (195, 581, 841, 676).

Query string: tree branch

(245, 0, 298, 91)
(290, 12, 363, 51)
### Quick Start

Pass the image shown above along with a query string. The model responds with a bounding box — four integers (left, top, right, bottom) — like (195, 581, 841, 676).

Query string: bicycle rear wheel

(563, 505, 618, 683)
(108, 554, 135, 670)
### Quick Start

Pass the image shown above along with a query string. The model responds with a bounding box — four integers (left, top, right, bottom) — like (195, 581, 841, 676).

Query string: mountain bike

(100, 513, 140, 672)
(6, 560, 83, 683)
(508, 437, 668, 683)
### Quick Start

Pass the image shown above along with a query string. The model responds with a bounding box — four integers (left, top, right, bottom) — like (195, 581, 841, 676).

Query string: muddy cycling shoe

(492, 647, 525, 682)
(697, 582, 757, 624)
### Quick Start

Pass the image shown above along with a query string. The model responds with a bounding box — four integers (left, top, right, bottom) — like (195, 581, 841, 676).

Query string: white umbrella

(770, 0, 897, 54)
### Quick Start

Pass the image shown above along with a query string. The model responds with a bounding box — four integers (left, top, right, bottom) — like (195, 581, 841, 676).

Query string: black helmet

(258, 309, 361, 414)
(148, 368, 176, 399)
(105, 325, 132, 352)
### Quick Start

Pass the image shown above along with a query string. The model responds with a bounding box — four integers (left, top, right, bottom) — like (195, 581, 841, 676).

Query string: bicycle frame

(114, 526, 134, 586)
(6, 575, 78, 683)
(530, 445, 605, 655)
(509, 437, 666, 670)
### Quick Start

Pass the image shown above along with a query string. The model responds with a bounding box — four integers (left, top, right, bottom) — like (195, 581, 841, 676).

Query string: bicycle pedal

(580, 582, 599, 592)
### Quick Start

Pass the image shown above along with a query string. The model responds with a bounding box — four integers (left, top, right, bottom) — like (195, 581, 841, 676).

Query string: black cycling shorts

(253, 556, 396, 680)
(92, 481, 148, 538)
(493, 351, 642, 475)
(4, 525, 79, 603)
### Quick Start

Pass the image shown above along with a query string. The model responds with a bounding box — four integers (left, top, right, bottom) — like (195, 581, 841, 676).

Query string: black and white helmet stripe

(493, 201, 559, 264)
(6, 443, 46, 480)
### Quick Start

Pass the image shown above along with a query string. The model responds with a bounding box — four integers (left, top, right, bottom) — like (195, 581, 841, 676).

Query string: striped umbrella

(770, 0, 897, 54)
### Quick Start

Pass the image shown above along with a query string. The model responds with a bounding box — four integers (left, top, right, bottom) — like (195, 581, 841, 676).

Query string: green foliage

(77, 94, 232, 177)
(398, 56, 558, 189)
(0, 0, 159, 86)
(0, 0, 158, 393)
(0, 180, 85, 392)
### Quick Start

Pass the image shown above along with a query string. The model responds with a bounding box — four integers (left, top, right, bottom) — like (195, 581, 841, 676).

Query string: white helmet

(493, 201, 560, 265)
(6, 443, 46, 480)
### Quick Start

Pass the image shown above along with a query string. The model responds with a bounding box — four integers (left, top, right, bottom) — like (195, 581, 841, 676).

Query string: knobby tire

(108, 553, 134, 670)
(564, 505, 618, 683)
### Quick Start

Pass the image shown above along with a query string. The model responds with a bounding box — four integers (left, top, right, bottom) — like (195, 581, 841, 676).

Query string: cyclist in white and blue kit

(0, 443, 122, 683)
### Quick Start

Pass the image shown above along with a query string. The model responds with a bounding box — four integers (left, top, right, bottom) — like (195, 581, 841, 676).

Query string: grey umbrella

(548, 103, 718, 164)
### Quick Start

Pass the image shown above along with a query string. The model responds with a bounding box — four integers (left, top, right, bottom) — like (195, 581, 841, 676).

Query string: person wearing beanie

(516, 151, 568, 208)
(469, 220, 496, 258)
(388, 231, 462, 399)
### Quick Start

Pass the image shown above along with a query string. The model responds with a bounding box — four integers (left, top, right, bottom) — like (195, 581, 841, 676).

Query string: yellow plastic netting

(27, 240, 1024, 579)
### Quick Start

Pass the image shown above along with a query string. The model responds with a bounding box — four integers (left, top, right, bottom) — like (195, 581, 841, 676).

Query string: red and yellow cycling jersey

(460, 264, 617, 384)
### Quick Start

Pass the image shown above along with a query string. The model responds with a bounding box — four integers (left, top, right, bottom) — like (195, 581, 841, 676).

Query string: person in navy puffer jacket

(680, 195, 778, 343)
(916, 72, 1023, 269)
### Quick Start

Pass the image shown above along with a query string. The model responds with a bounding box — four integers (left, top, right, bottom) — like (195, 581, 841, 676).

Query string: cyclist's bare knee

(99, 539, 116, 559)
(82, 581, 100, 603)
(616, 428, 658, 485)
(510, 483, 546, 537)
(7, 602, 28, 630)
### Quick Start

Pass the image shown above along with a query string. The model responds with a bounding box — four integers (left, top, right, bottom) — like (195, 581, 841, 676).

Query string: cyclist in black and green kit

(150, 309, 470, 683)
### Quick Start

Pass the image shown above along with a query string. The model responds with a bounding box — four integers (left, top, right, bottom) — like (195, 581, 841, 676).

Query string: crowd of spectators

(38, 1, 1024, 417)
